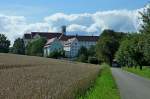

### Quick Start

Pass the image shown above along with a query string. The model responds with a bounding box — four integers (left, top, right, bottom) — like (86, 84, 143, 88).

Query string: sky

(0, 0, 149, 44)
(0, 0, 148, 22)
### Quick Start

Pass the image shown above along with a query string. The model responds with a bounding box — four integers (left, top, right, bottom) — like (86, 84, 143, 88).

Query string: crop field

(0, 53, 100, 99)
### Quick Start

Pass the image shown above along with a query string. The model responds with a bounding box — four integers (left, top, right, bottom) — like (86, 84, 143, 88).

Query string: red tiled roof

(31, 32, 62, 39)
(24, 32, 99, 42)
(59, 35, 99, 42)
(24, 32, 62, 39)
(45, 37, 57, 45)
(23, 34, 32, 39)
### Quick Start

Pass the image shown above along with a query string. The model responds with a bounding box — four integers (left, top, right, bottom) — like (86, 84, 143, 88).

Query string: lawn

(78, 64, 120, 99)
(123, 66, 150, 79)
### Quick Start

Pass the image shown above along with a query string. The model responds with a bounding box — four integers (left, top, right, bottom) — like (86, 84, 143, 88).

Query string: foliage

(77, 46, 88, 63)
(88, 57, 99, 64)
(78, 46, 88, 57)
(96, 29, 125, 66)
(77, 54, 88, 63)
(48, 50, 65, 59)
(0, 34, 10, 53)
(88, 45, 96, 57)
(143, 34, 150, 65)
(79, 64, 120, 99)
(139, 4, 150, 34)
(77, 46, 97, 63)
(115, 4, 150, 69)
(115, 34, 146, 69)
(12, 38, 25, 55)
(26, 37, 47, 56)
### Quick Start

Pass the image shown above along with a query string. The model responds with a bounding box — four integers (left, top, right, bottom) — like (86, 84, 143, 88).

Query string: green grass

(123, 67, 150, 79)
(78, 64, 120, 99)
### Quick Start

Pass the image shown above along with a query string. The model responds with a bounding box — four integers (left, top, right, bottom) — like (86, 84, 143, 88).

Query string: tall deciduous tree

(26, 37, 47, 56)
(77, 46, 88, 62)
(115, 34, 146, 70)
(13, 38, 25, 55)
(96, 30, 125, 66)
(0, 34, 10, 53)
(140, 4, 150, 34)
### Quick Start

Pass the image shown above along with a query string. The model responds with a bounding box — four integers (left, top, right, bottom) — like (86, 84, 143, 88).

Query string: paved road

(111, 68, 150, 99)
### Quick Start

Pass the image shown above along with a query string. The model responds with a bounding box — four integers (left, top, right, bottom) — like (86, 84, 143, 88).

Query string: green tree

(139, 4, 150, 34)
(77, 54, 87, 63)
(139, 4, 150, 66)
(48, 50, 65, 59)
(116, 34, 146, 70)
(96, 30, 125, 66)
(88, 45, 96, 57)
(12, 38, 25, 55)
(143, 34, 150, 65)
(26, 37, 47, 56)
(78, 46, 88, 57)
(0, 34, 10, 53)
(77, 46, 88, 62)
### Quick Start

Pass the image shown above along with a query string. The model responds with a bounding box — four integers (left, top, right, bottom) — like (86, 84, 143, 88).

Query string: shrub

(88, 57, 99, 64)
(48, 50, 65, 59)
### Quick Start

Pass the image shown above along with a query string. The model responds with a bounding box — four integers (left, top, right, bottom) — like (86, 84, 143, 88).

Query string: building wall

(79, 41, 96, 49)
(64, 40, 97, 58)
(44, 40, 63, 57)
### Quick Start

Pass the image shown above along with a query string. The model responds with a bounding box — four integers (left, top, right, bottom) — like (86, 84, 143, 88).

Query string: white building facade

(62, 36, 98, 58)
(44, 38, 63, 57)
(23, 31, 99, 58)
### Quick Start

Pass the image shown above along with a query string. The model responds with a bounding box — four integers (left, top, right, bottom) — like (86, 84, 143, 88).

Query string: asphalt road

(111, 68, 150, 99)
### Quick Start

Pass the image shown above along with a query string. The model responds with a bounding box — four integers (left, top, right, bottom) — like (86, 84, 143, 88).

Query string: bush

(48, 50, 65, 59)
(88, 57, 99, 64)
(26, 37, 47, 56)
(77, 54, 87, 63)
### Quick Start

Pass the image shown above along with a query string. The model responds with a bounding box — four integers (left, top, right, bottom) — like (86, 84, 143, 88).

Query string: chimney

(61, 26, 66, 35)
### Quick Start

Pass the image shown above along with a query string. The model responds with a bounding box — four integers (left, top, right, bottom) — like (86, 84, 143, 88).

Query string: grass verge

(78, 64, 120, 99)
(123, 67, 150, 79)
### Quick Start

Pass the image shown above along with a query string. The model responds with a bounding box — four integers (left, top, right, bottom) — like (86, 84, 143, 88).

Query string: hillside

(0, 53, 100, 99)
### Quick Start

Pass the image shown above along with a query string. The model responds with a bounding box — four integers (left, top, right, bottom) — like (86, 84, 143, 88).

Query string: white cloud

(0, 7, 145, 45)
(67, 24, 87, 32)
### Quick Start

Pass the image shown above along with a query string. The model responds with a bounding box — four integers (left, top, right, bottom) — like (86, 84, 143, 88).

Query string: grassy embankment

(123, 67, 150, 79)
(78, 64, 120, 99)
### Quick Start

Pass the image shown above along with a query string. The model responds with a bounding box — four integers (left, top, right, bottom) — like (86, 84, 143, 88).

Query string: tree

(26, 37, 47, 56)
(115, 34, 146, 70)
(12, 38, 25, 55)
(142, 34, 150, 65)
(139, 4, 150, 34)
(77, 54, 87, 63)
(78, 46, 88, 57)
(96, 29, 125, 66)
(0, 34, 10, 53)
(88, 45, 96, 57)
(77, 46, 88, 62)
(88, 56, 99, 64)
(48, 50, 65, 59)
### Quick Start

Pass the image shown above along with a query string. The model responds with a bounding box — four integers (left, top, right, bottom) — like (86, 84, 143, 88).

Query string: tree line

(96, 5, 150, 69)
(78, 4, 150, 68)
